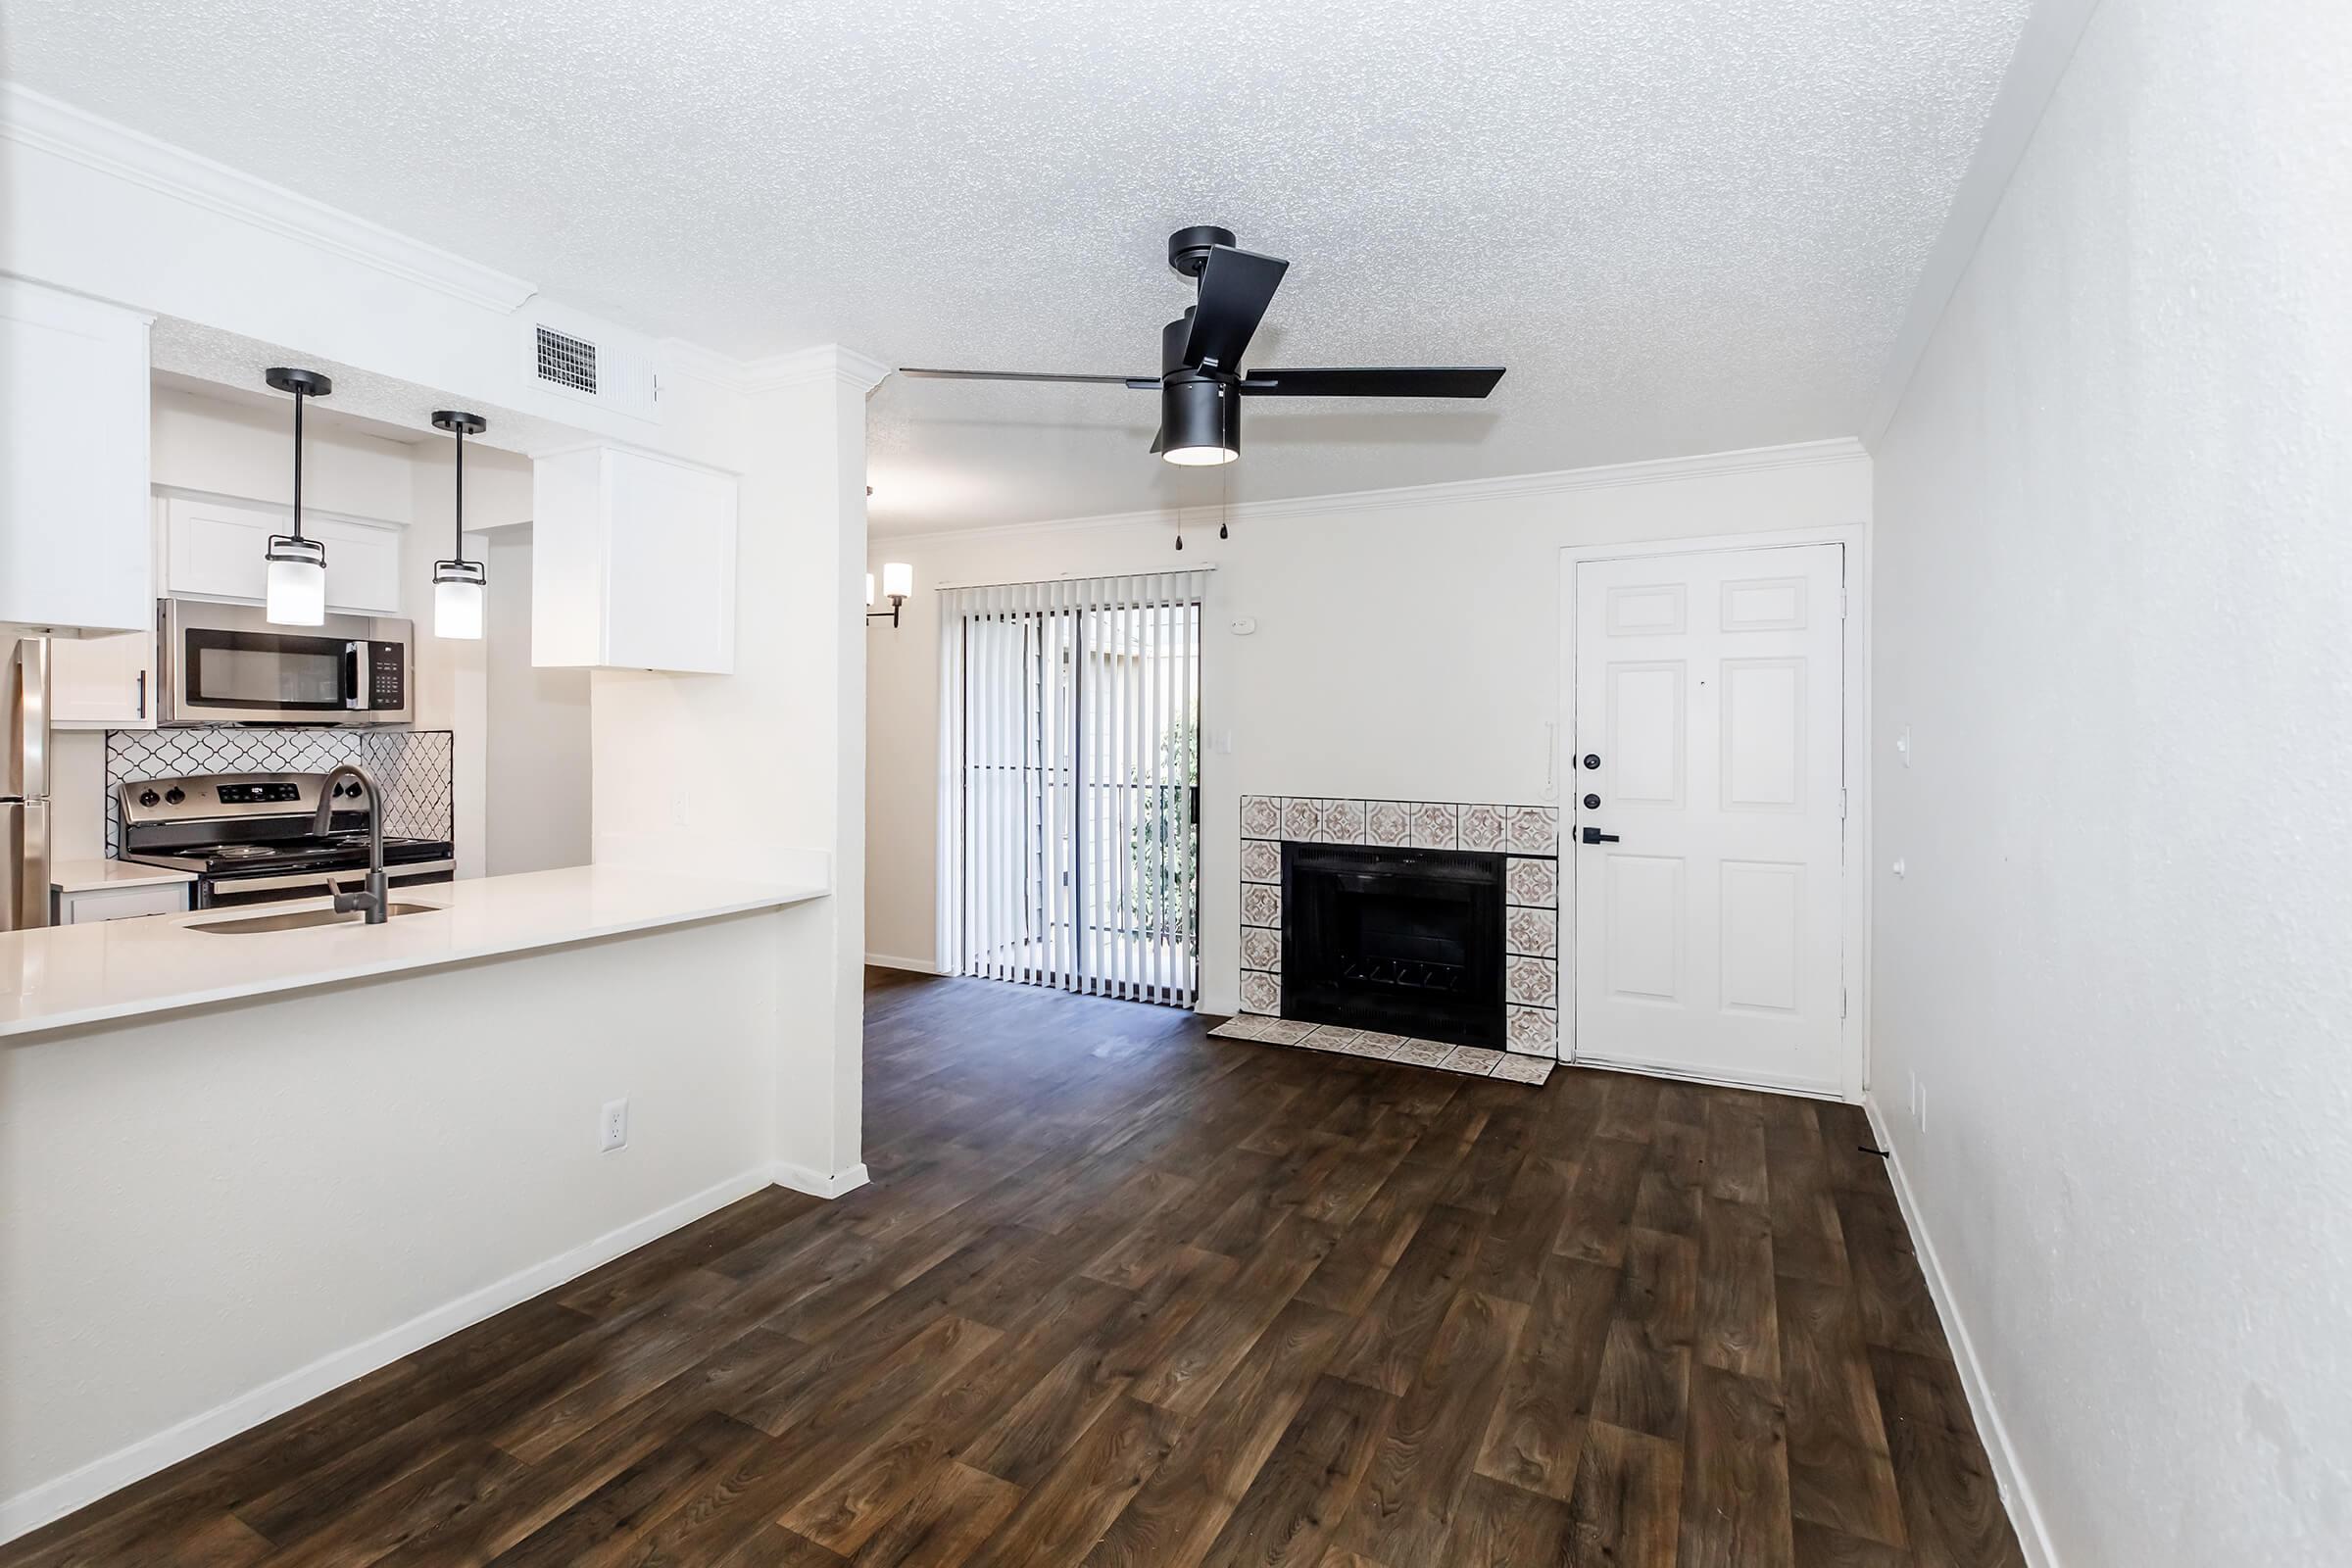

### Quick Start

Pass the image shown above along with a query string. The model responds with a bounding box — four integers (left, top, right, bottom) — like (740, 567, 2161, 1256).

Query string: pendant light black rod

(431, 411, 490, 566)
(292, 388, 305, 542)
(265, 368, 334, 540)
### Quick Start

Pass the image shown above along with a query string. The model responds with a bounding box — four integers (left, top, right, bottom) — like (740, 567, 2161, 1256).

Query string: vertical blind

(938, 571, 1206, 1006)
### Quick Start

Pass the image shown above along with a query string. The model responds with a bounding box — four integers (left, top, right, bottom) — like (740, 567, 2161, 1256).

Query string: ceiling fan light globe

(1161, 376, 1241, 467)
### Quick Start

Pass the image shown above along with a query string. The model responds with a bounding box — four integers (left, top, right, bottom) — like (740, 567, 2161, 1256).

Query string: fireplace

(1282, 841, 1507, 1049)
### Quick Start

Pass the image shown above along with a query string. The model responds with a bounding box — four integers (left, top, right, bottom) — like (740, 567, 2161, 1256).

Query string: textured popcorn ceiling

(3, 0, 2031, 532)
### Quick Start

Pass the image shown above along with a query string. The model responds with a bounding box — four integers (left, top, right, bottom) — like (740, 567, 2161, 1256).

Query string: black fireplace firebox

(1282, 841, 1506, 1049)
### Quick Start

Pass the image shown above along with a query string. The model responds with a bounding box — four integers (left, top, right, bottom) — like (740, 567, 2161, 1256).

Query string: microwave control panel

(368, 642, 406, 710)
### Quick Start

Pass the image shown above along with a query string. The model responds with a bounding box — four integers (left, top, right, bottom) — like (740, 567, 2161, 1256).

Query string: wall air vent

(524, 315, 662, 423)
(535, 325, 598, 395)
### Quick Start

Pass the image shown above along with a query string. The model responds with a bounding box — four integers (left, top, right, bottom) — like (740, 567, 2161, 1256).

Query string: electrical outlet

(600, 1098, 629, 1152)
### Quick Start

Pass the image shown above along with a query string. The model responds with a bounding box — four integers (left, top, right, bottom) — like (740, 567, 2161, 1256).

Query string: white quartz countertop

(49, 858, 199, 893)
(0, 865, 827, 1040)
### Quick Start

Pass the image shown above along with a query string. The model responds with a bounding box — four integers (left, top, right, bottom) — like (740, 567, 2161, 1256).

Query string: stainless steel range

(118, 771, 455, 909)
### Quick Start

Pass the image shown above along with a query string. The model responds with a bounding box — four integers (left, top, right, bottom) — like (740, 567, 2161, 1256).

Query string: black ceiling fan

(899, 224, 1506, 467)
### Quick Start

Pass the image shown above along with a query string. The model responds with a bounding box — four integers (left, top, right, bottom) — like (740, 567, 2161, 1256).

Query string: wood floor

(2, 969, 2024, 1567)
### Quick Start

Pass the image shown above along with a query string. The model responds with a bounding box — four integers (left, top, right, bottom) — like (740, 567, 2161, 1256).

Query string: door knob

(1580, 826, 1620, 845)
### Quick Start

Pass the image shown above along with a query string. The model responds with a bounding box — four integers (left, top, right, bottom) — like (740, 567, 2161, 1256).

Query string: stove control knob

(137, 789, 161, 808)
(164, 788, 185, 806)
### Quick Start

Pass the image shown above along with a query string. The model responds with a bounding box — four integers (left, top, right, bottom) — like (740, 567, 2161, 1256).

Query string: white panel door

(1571, 543, 1846, 1092)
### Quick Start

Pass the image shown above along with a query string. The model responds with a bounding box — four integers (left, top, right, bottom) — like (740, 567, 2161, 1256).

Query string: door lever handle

(1580, 826, 1620, 845)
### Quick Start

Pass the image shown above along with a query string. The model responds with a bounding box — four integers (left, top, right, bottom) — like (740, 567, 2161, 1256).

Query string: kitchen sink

(191, 903, 439, 934)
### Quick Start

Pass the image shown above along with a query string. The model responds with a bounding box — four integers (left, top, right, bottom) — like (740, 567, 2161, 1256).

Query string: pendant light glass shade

(433, 560, 487, 640)
(263, 367, 332, 625)
(430, 410, 489, 640)
(865, 571, 877, 609)
(265, 535, 327, 625)
(882, 562, 913, 600)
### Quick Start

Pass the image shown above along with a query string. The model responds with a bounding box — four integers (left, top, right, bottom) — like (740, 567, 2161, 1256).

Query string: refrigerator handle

(6, 635, 49, 801)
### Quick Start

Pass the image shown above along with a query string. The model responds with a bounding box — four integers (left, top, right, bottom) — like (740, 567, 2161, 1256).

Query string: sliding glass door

(940, 572, 1204, 1006)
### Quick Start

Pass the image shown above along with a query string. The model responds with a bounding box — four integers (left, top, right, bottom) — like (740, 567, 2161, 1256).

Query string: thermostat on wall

(1229, 616, 1258, 636)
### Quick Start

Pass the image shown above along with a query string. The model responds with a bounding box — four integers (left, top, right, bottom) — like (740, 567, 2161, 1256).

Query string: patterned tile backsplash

(1239, 794, 1562, 1058)
(104, 728, 455, 855)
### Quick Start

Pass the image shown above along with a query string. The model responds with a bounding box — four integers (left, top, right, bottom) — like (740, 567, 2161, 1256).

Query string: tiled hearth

(1237, 794, 1561, 1061)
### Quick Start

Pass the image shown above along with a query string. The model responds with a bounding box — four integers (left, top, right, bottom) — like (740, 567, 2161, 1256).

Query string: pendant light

(429, 410, 488, 639)
(263, 368, 332, 625)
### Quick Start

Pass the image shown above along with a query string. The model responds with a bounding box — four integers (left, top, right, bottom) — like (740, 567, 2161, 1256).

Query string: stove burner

(213, 845, 279, 860)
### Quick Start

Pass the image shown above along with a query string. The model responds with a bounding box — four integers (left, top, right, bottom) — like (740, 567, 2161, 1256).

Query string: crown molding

(875, 438, 1870, 548)
(0, 80, 538, 316)
(740, 344, 895, 397)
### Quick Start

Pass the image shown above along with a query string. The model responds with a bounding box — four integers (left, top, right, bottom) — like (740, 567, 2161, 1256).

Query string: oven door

(196, 860, 455, 910)
(160, 599, 414, 726)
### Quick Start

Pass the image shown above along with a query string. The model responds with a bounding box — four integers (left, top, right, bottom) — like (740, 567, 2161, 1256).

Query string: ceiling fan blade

(1182, 247, 1290, 372)
(898, 368, 1155, 386)
(1240, 367, 1506, 398)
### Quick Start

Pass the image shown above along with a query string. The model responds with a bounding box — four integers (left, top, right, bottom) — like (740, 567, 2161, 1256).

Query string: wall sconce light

(866, 562, 912, 628)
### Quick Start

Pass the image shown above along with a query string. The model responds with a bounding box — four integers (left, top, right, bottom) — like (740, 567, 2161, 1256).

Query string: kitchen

(17, 370, 571, 930)
(0, 114, 874, 1541)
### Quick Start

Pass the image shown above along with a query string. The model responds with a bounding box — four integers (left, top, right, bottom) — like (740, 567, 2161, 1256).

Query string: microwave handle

(343, 641, 366, 710)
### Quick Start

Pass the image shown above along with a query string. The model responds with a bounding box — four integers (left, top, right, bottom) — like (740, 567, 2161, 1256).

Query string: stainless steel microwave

(158, 598, 414, 726)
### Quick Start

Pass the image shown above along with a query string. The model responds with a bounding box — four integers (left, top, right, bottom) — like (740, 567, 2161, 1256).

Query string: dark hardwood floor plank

(1195, 1374, 1395, 1568)
(1450, 1473, 1574, 1566)
(1327, 1291, 1529, 1566)
(1080, 1297, 1351, 1568)
(1475, 1254, 1619, 1498)
(1554, 1136, 1649, 1267)
(1775, 1273, 1904, 1548)
(1327, 1203, 1489, 1396)
(959, 1396, 1184, 1568)
(1676, 1363, 1794, 1568)
(1693, 1198, 1781, 1382)
(845, 1461, 1022, 1568)
(1591, 1226, 1699, 1445)
(1871, 1348, 2028, 1568)
(1564, 1419, 1684, 1568)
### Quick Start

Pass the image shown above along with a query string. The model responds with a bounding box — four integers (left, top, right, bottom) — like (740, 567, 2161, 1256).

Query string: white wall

(592, 354, 878, 1194)
(484, 528, 591, 874)
(865, 443, 1871, 1008)
(0, 914, 782, 1534)
(1870, 1, 2352, 1561)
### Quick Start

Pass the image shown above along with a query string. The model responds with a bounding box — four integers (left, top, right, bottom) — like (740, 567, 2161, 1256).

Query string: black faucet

(315, 763, 389, 924)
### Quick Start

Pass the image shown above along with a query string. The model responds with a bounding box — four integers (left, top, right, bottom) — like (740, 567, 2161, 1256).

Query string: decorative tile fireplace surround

(1237, 795, 1560, 1063)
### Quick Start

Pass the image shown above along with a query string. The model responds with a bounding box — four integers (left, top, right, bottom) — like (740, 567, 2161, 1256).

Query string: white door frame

(1556, 523, 1871, 1102)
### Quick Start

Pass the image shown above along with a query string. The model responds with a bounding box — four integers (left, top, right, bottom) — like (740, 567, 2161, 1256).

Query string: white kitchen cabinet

(50, 627, 157, 729)
(0, 280, 152, 632)
(532, 445, 737, 673)
(163, 495, 404, 616)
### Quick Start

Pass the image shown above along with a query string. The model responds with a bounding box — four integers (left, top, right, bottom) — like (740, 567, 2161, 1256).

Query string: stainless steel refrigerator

(3, 634, 51, 931)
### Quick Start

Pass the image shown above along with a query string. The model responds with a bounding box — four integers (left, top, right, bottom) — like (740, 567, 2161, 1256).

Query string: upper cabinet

(161, 496, 404, 616)
(532, 445, 738, 673)
(0, 280, 151, 632)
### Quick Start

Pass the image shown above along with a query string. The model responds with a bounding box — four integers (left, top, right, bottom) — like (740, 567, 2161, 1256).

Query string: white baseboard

(0, 1165, 774, 1547)
(862, 953, 938, 974)
(1864, 1098, 2060, 1568)
(774, 1159, 870, 1200)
